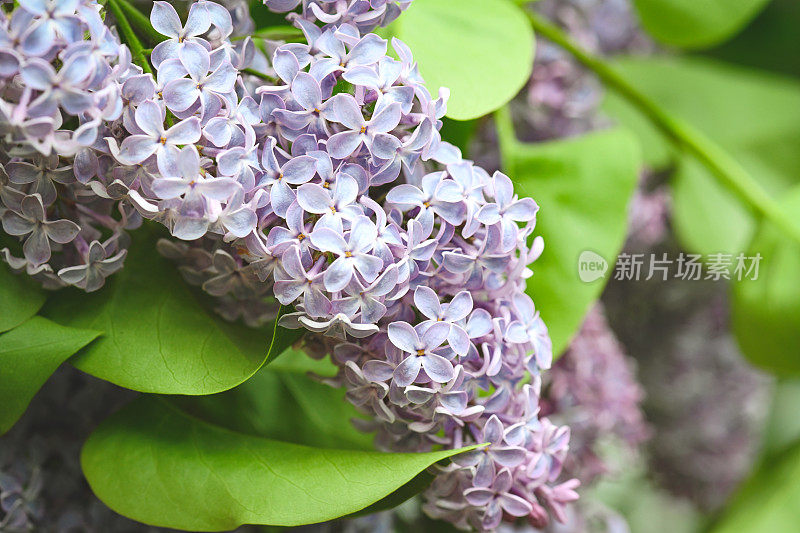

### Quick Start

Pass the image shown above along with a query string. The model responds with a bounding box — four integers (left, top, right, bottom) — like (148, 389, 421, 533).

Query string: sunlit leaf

(44, 227, 302, 395)
(392, 0, 534, 120)
(81, 396, 476, 530)
(502, 127, 641, 356)
(731, 188, 800, 376)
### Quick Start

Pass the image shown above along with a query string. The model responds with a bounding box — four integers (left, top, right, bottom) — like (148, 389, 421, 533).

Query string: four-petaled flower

(1, 194, 79, 266)
(387, 320, 454, 386)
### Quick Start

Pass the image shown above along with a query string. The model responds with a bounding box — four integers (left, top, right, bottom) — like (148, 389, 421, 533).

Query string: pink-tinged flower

(344, 360, 394, 422)
(464, 469, 534, 530)
(455, 415, 527, 487)
(6, 154, 73, 206)
(57, 241, 126, 292)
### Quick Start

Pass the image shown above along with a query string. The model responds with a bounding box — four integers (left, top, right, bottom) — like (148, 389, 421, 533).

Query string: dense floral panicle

(0, 0, 576, 528)
(0, 0, 137, 291)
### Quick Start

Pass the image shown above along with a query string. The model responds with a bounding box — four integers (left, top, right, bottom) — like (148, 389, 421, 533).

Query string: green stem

(117, 0, 166, 45)
(493, 105, 519, 175)
(243, 68, 279, 83)
(234, 26, 305, 42)
(106, 0, 152, 74)
(525, 10, 800, 244)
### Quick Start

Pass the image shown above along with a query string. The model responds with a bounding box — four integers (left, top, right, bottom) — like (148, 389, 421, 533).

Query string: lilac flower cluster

(263, 0, 412, 34)
(1, 0, 577, 528)
(136, 4, 576, 526)
(0, 0, 137, 290)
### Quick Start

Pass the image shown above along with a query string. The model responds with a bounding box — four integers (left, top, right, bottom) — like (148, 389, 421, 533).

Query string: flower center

(416, 349, 426, 356)
(345, 251, 353, 258)
(159, 136, 167, 144)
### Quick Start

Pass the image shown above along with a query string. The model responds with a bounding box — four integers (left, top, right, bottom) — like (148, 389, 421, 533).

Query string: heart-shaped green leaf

(43, 227, 302, 395)
(501, 126, 641, 357)
(81, 395, 475, 531)
(633, 0, 770, 49)
(391, 0, 534, 120)
(0, 316, 99, 434)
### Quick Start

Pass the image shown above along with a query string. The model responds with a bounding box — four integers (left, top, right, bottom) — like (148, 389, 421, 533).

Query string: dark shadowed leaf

(0, 257, 46, 334)
(0, 317, 99, 434)
(171, 348, 373, 451)
(633, 0, 770, 49)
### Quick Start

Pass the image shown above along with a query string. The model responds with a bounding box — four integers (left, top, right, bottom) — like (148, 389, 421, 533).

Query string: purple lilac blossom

(0, 0, 136, 290)
(0, 0, 578, 529)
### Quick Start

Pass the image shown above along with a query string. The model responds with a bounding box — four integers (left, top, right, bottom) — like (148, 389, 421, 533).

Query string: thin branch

(525, 10, 800, 244)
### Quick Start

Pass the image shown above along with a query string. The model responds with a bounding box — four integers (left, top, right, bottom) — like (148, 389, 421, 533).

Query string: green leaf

(501, 126, 641, 356)
(731, 188, 800, 377)
(710, 438, 800, 533)
(604, 56, 800, 254)
(705, 0, 800, 79)
(81, 396, 476, 530)
(391, 0, 534, 120)
(171, 348, 373, 451)
(43, 227, 303, 395)
(0, 316, 99, 434)
(633, 0, 770, 49)
(0, 261, 46, 334)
